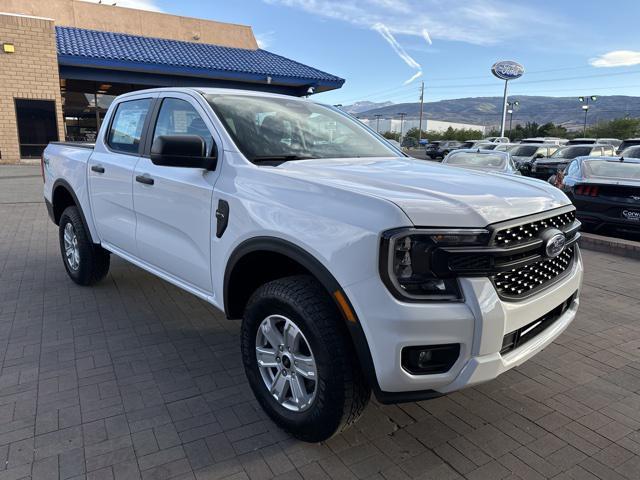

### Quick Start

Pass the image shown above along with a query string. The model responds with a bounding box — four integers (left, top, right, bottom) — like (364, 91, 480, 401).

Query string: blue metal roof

(55, 26, 344, 92)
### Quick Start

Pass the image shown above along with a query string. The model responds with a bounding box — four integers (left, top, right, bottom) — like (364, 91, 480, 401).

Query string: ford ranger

(42, 88, 583, 442)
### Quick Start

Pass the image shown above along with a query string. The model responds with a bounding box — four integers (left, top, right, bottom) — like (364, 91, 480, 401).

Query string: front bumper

(344, 246, 583, 398)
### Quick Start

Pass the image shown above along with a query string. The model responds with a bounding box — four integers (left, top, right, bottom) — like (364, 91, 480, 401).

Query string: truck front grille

(492, 246, 574, 299)
(494, 211, 576, 247)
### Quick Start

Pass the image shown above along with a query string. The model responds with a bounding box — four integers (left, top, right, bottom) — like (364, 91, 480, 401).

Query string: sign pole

(500, 79, 509, 137)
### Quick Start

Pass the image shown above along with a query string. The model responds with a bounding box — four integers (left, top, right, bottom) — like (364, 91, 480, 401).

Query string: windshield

(511, 145, 540, 156)
(583, 160, 640, 180)
(445, 152, 506, 169)
(551, 146, 592, 159)
(205, 94, 395, 162)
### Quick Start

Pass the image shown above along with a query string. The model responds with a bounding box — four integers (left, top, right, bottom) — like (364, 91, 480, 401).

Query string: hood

(270, 157, 570, 227)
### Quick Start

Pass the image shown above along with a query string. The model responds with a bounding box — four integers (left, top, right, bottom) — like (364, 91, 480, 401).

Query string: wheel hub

(255, 314, 317, 412)
(63, 223, 80, 271)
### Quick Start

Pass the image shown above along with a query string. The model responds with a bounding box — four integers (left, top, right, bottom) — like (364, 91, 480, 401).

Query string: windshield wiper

(252, 155, 318, 163)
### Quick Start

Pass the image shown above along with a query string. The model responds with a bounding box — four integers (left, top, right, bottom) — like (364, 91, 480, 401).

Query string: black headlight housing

(379, 228, 490, 302)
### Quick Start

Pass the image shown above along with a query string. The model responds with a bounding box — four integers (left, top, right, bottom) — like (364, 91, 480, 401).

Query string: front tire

(59, 206, 110, 285)
(241, 275, 370, 442)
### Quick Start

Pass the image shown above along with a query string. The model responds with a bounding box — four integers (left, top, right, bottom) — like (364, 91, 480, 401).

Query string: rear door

(132, 93, 221, 293)
(88, 95, 155, 255)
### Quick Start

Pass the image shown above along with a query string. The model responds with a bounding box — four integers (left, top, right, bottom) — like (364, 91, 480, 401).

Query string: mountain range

(348, 96, 640, 128)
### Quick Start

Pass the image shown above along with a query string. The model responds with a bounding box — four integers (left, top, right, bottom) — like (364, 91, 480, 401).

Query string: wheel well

(225, 250, 316, 319)
(52, 185, 77, 225)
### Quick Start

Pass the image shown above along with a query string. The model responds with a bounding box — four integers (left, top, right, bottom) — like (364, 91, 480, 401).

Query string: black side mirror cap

(150, 135, 217, 170)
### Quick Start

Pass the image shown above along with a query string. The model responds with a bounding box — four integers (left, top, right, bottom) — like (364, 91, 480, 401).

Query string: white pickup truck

(43, 87, 583, 441)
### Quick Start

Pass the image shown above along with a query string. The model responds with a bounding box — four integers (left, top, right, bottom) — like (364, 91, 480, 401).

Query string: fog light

(401, 344, 460, 375)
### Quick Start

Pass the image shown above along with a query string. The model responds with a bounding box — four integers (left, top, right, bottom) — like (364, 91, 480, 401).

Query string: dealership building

(0, 0, 344, 163)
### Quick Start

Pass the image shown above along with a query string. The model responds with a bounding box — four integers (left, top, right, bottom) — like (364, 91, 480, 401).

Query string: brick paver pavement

(1, 165, 640, 480)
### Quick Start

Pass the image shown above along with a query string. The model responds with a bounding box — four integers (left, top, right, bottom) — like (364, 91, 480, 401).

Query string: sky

(89, 0, 640, 108)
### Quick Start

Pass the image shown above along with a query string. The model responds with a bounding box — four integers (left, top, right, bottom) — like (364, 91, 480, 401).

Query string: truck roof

(118, 87, 313, 102)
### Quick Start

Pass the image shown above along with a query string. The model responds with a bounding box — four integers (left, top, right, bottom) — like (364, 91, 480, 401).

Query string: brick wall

(0, 14, 64, 164)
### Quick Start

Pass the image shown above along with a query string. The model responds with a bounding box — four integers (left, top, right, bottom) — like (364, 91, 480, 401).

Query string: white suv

(42, 88, 584, 441)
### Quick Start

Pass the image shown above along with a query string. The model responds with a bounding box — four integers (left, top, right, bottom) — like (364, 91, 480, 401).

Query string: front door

(133, 94, 219, 293)
(89, 96, 154, 255)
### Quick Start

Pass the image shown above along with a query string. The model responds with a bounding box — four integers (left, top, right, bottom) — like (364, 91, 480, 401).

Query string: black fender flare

(51, 179, 95, 244)
(223, 236, 383, 393)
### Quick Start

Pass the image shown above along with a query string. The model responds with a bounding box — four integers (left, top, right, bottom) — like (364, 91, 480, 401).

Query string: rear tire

(241, 275, 370, 442)
(59, 206, 110, 286)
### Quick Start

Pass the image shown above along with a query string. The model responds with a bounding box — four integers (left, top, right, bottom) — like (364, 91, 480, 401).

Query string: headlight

(380, 228, 489, 301)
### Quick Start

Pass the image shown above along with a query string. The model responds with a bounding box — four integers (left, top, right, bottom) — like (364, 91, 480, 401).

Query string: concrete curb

(579, 232, 640, 259)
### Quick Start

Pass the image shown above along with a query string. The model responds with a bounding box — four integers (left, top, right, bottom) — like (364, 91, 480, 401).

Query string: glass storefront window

(61, 80, 147, 142)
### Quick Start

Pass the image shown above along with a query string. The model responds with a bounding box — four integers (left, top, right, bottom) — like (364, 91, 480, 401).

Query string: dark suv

(425, 140, 462, 160)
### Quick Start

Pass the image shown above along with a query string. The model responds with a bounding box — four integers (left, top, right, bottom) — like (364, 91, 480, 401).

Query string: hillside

(353, 95, 640, 128)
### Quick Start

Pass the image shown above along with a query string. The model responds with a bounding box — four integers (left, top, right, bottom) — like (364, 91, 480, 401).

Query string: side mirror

(150, 135, 217, 170)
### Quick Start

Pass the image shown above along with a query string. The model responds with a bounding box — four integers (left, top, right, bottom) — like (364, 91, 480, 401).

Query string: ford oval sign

(491, 61, 524, 81)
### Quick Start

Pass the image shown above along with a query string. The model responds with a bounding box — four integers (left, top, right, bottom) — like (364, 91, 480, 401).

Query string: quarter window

(107, 99, 152, 154)
(152, 98, 214, 155)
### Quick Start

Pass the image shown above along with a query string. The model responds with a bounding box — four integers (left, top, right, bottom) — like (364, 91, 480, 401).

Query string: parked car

(458, 140, 486, 149)
(596, 138, 622, 148)
(619, 145, 640, 158)
(493, 143, 520, 152)
(442, 149, 520, 174)
(483, 136, 510, 143)
(566, 138, 621, 147)
(474, 143, 500, 150)
(617, 138, 640, 155)
(566, 138, 597, 145)
(560, 156, 640, 235)
(521, 137, 568, 145)
(425, 140, 462, 159)
(510, 143, 560, 175)
(42, 87, 583, 442)
(532, 144, 616, 180)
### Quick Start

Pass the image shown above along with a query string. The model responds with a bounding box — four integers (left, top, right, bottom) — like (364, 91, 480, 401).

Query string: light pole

(507, 100, 519, 138)
(398, 112, 406, 144)
(374, 114, 382, 133)
(579, 96, 597, 136)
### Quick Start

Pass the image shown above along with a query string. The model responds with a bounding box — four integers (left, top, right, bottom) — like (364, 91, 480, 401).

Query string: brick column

(0, 14, 64, 164)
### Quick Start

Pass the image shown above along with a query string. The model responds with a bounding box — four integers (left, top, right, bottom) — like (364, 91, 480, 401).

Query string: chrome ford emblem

(544, 230, 566, 258)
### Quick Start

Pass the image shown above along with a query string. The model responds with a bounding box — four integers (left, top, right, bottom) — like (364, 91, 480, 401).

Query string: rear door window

(107, 98, 152, 154)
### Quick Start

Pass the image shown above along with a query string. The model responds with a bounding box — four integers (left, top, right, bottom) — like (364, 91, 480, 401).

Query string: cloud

(371, 23, 422, 84)
(372, 23, 420, 69)
(590, 50, 640, 68)
(79, 0, 163, 12)
(263, 0, 559, 46)
(421, 29, 432, 46)
(256, 31, 276, 49)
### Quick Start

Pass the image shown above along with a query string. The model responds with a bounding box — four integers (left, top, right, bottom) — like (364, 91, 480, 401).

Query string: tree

(586, 118, 640, 139)
(538, 122, 568, 138)
(381, 131, 400, 141)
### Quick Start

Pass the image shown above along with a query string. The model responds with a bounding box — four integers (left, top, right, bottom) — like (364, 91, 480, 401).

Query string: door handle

(91, 165, 105, 174)
(135, 174, 154, 186)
